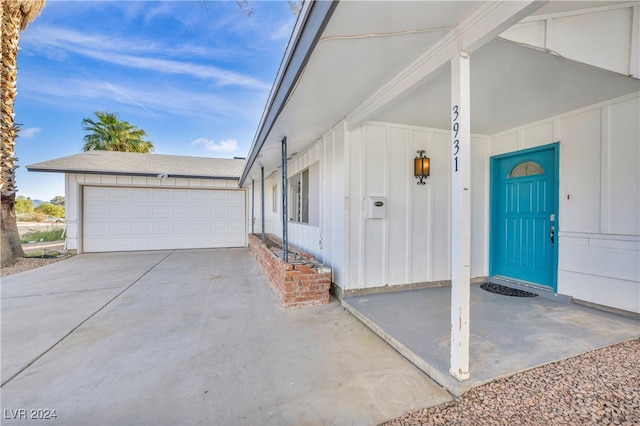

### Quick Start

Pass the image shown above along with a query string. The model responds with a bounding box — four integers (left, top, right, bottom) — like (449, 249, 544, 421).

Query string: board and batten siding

(489, 93, 640, 313)
(345, 121, 489, 291)
(250, 93, 638, 314)
(500, 3, 640, 78)
(65, 173, 240, 253)
(248, 125, 346, 287)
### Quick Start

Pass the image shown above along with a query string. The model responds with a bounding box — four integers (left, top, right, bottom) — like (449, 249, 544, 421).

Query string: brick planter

(248, 233, 331, 308)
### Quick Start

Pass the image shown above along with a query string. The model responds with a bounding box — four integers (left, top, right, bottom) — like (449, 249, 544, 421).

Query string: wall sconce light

(414, 150, 430, 185)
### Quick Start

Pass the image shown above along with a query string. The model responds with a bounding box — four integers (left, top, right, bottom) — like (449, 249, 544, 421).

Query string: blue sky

(15, 0, 297, 201)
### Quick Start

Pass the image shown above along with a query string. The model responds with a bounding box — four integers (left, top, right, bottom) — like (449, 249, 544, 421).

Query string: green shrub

(20, 229, 65, 244)
(25, 251, 62, 258)
(35, 203, 65, 218)
(15, 196, 35, 213)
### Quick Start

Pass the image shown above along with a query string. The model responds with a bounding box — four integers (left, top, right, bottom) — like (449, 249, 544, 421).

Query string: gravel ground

(384, 339, 640, 425)
(1, 242, 69, 277)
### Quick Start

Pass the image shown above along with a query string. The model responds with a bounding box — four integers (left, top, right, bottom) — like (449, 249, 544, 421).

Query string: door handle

(550, 225, 555, 246)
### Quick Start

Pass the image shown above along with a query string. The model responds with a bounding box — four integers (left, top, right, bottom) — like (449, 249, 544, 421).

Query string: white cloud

(20, 127, 41, 138)
(21, 26, 269, 89)
(18, 73, 267, 121)
(192, 138, 239, 153)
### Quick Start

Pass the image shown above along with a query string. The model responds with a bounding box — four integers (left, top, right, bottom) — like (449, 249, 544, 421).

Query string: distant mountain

(32, 199, 45, 207)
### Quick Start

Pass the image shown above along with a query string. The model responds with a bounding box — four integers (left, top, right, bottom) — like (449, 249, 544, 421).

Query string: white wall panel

(343, 122, 488, 290)
(347, 126, 364, 289)
(607, 97, 640, 235)
(559, 270, 639, 314)
(471, 136, 489, 278)
(410, 130, 431, 283)
(499, 20, 545, 47)
(558, 108, 602, 233)
(430, 132, 453, 282)
(489, 131, 518, 156)
(322, 127, 345, 286)
(501, 4, 638, 77)
(363, 124, 387, 288)
(387, 126, 412, 285)
(288, 223, 321, 258)
(560, 236, 639, 283)
(551, 8, 631, 76)
(522, 122, 554, 149)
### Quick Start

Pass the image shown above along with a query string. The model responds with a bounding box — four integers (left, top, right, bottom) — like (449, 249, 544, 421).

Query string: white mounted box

(367, 196, 386, 219)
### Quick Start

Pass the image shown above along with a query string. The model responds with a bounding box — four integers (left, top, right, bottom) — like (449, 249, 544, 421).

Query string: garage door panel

(85, 204, 108, 217)
(110, 204, 130, 216)
(192, 205, 208, 216)
(227, 192, 244, 202)
(171, 206, 189, 217)
(83, 186, 245, 252)
(152, 205, 170, 216)
(228, 235, 244, 245)
(191, 220, 209, 230)
(152, 191, 171, 201)
(228, 220, 244, 231)
(210, 206, 226, 216)
(131, 222, 151, 232)
(210, 192, 226, 201)
(228, 206, 243, 216)
(135, 189, 151, 200)
(173, 191, 189, 201)
(109, 221, 130, 233)
(132, 205, 151, 216)
(192, 191, 208, 201)
(130, 237, 151, 247)
(173, 221, 189, 231)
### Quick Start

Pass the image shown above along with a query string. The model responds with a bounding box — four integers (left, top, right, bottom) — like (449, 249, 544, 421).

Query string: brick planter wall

(248, 233, 331, 308)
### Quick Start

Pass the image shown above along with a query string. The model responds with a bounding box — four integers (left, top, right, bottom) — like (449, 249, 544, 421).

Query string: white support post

(450, 52, 471, 382)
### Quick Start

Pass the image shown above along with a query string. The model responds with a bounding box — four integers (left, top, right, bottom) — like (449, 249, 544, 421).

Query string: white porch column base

(450, 52, 471, 382)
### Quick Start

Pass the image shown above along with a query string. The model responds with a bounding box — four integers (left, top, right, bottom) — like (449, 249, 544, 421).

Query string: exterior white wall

(65, 173, 239, 253)
(489, 93, 640, 313)
(344, 121, 489, 291)
(247, 125, 346, 287)
(500, 3, 640, 78)
(249, 94, 639, 314)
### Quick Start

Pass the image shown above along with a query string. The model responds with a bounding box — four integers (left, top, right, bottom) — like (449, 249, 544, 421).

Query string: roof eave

(26, 167, 240, 181)
(239, 0, 339, 187)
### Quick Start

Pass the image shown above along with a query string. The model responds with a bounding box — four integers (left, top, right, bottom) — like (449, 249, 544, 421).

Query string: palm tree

(82, 112, 154, 153)
(1, 0, 46, 267)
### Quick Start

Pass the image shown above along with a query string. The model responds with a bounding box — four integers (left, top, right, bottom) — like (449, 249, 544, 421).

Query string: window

(509, 161, 544, 178)
(272, 185, 278, 212)
(288, 165, 318, 225)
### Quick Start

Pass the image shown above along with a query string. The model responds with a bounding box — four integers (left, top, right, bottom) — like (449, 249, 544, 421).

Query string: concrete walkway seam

(0, 250, 176, 388)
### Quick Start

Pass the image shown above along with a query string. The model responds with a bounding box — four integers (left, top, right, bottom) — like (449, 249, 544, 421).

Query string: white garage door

(83, 186, 246, 252)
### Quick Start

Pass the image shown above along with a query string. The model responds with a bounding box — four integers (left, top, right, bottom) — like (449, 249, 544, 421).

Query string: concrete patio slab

(1, 248, 452, 425)
(343, 285, 640, 397)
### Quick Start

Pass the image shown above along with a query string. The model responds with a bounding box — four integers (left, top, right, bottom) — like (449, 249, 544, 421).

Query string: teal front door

(490, 143, 559, 289)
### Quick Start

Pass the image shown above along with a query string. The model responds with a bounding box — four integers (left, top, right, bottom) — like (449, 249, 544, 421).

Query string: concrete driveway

(1, 248, 451, 425)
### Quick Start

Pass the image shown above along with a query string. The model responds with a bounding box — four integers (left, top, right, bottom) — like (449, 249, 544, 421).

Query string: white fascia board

(345, 0, 548, 131)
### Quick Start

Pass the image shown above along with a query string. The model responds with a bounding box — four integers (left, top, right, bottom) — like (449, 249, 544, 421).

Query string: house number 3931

(452, 105, 460, 172)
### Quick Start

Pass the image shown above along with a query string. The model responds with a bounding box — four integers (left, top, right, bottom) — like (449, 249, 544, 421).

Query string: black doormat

(480, 282, 538, 297)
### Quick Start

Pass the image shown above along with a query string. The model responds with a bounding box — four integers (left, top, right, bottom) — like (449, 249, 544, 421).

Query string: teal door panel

(490, 144, 558, 289)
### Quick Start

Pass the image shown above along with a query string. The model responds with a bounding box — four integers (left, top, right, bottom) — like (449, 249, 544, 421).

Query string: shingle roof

(27, 151, 245, 180)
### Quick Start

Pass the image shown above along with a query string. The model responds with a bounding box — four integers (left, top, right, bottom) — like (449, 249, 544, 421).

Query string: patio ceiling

(372, 37, 640, 135)
(242, 0, 640, 183)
